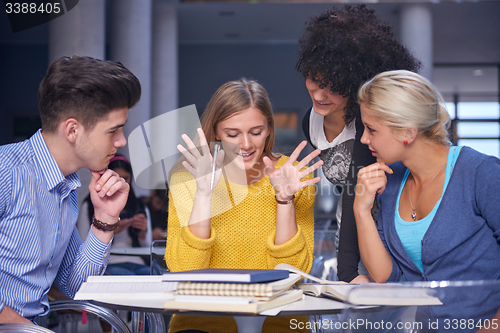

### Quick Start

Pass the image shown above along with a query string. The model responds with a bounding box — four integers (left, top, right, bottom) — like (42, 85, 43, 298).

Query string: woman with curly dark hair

(296, 4, 421, 283)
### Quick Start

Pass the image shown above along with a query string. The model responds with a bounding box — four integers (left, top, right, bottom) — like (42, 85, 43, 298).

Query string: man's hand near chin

(88, 169, 130, 243)
(0, 305, 33, 324)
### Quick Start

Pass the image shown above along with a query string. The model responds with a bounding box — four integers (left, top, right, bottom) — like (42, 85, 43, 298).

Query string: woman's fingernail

(389, 168, 394, 174)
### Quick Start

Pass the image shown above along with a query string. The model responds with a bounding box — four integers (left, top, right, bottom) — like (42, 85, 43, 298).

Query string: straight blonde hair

(169, 79, 277, 181)
(201, 78, 277, 158)
(358, 70, 451, 146)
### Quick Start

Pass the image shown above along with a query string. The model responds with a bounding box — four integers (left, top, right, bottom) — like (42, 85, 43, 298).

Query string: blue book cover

(162, 268, 289, 283)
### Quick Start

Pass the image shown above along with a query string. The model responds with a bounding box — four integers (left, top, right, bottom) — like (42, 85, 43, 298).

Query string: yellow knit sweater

(165, 155, 315, 333)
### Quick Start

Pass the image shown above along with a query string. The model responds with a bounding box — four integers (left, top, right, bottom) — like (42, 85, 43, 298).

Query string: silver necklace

(408, 163, 447, 221)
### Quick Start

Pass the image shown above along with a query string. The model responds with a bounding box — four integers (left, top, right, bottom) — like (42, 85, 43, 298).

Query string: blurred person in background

(143, 187, 168, 240)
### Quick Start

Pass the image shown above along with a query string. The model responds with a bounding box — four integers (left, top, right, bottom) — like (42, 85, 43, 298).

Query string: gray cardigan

(378, 146, 500, 327)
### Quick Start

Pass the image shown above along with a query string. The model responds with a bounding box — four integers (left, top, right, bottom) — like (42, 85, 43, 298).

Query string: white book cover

(75, 279, 177, 301)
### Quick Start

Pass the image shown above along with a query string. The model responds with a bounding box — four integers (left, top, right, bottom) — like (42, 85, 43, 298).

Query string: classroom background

(0, 0, 498, 220)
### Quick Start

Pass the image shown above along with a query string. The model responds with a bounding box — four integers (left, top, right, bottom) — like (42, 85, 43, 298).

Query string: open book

(275, 263, 347, 285)
(298, 284, 441, 306)
(275, 263, 442, 306)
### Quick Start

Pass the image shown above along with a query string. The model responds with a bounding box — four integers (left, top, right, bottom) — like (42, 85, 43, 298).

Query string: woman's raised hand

(177, 128, 225, 195)
(354, 162, 392, 214)
(263, 141, 323, 201)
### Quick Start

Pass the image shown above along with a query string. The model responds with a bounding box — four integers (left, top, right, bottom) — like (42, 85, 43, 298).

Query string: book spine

(176, 282, 273, 297)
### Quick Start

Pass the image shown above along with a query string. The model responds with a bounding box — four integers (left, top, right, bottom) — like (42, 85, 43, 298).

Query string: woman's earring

(404, 141, 408, 145)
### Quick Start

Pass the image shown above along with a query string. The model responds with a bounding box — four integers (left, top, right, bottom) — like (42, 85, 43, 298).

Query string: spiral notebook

(176, 273, 301, 299)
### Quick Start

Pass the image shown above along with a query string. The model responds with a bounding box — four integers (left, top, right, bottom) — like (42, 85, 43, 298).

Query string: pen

(210, 143, 221, 190)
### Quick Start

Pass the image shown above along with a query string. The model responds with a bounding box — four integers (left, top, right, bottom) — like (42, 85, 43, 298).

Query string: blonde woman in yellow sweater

(165, 78, 323, 333)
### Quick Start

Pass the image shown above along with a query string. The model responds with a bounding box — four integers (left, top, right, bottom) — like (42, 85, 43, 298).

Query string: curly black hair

(296, 4, 421, 124)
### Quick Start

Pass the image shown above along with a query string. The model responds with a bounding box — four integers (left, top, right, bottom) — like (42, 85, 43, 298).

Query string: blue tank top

(395, 146, 462, 272)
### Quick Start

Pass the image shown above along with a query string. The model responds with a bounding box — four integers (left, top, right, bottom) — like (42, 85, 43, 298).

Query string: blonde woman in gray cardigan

(354, 70, 500, 330)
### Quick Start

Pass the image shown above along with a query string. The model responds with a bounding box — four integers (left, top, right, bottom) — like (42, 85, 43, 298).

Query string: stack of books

(75, 268, 303, 314)
(75, 264, 443, 311)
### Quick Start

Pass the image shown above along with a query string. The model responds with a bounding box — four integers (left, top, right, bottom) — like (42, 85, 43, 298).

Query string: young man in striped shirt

(0, 56, 141, 323)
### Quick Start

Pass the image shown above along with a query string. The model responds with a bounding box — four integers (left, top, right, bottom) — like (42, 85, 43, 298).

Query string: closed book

(176, 273, 301, 299)
(85, 275, 164, 283)
(163, 289, 303, 314)
(75, 279, 177, 301)
(162, 268, 289, 283)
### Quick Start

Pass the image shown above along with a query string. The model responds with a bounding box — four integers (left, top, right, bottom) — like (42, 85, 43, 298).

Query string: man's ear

(61, 118, 81, 143)
(404, 128, 418, 145)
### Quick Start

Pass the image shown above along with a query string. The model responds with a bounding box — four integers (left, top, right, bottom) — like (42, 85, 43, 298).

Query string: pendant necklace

(408, 163, 447, 221)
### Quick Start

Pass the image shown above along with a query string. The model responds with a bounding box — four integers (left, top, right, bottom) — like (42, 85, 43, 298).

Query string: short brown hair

(38, 56, 141, 133)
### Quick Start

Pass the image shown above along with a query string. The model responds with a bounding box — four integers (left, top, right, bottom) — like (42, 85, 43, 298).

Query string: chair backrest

(145, 312, 167, 332)
(339, 280, 500, 333)
(49, 300, 131, 333)
(150, 239, 168, 275)
(306, 230, 338, 282)
(0, 323, 55, 332)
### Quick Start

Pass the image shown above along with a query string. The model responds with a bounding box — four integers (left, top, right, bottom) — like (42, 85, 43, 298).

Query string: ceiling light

(218, 11, 235, 17)
(473, 69, 484, 77)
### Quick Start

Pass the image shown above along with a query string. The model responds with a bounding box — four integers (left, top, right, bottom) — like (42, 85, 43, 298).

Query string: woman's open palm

(177, 128, 224, 194)
(264, 141, 323, 200)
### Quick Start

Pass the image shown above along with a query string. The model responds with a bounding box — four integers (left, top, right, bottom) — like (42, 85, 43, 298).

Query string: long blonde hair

(358, 70, 451, 146)
(201, 78, 277, 158)
(169, 78, 277, 180)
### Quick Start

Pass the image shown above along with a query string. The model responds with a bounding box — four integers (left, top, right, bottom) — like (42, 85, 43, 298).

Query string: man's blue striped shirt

(0, 130, 112, 319)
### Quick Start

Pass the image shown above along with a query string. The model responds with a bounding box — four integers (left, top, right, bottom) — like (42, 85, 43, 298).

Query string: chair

(307, 230, 338, 283)
(337, 280, 500, 333)
(86, 239, 167, 332)
(129, 311, 166, 333)
(44, 300, 131, 333)
(0, 323, 55, 333)
(41, 293, 164, 333)
(144, 312, 167, 333)
(147, 239, 170, 332)
(310, 165, 340, 284)
(307, 230, 341, 333)
(150, 239, 168, 275)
